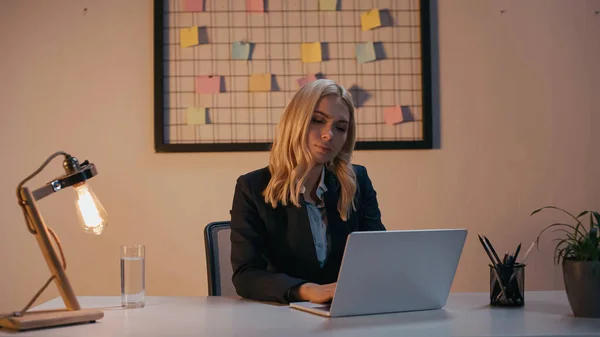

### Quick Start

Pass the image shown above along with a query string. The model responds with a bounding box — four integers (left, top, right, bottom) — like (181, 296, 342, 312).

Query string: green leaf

(531, 207, 547, 216)
(552, 234, 585, 265)
(593, 211, 600, 226)
(555, 246, 569, 265)
(565, 246, 576, 260)
(552, 228, 578, 241)
(536, 223, 587, 244)
(530, 206, 597, 260)
(590, 227, 598, 238)
(531, 206, 585, 227)
(575, 222, 585, 240)
(554, 237, 569, 250)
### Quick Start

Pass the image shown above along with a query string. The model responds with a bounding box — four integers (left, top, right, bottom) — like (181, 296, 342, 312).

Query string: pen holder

(489, 263, 525, 307)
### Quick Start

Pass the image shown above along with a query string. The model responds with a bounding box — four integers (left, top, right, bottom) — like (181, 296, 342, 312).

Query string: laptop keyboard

(312, 304, 331, 310)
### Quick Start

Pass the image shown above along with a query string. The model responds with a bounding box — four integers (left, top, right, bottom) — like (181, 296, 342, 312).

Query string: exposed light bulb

(74, 183, 107, 235)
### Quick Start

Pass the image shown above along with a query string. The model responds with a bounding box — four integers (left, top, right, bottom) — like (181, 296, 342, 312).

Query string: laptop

(289, 229, 467, 317)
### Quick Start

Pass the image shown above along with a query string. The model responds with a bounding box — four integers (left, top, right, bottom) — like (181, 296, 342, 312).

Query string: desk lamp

(0, 151, 107, 331)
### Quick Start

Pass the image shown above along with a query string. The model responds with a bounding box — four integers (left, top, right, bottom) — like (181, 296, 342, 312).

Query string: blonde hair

(263, 79, 357, 221)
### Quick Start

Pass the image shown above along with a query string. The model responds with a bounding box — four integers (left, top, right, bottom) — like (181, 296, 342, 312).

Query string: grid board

(154, 0, 433, 152)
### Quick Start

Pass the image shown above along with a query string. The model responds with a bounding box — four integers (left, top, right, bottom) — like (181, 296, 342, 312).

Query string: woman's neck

(304, 164, 324, 202)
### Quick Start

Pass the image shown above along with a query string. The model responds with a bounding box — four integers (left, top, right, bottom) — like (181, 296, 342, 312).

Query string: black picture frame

(154, 0, 433, 152)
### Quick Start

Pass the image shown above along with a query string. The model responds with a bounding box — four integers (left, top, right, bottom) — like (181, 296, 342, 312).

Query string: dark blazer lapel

(323, 170, 350, 274)
(284, 195, 321, 270)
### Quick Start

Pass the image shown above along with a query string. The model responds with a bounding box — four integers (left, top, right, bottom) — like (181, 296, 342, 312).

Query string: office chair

(203, 221, 237, 296)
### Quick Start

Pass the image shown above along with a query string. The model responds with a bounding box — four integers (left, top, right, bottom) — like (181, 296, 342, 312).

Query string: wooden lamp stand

(0, 152, 105, 331)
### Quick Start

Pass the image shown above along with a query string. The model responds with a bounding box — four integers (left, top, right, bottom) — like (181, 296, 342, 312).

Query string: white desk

(1, 291, 599, 337)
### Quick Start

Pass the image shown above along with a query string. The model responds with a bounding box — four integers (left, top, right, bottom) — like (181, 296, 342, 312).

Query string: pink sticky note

(383, 106, 404, 125)
(297, 74, 318, 88)
(183, 0, 204, 12)
(247, 0, 264, 12)
(195, 76, 221, 94)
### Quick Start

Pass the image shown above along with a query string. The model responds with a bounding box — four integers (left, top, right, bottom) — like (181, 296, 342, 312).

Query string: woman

(230, 79, 385, 304)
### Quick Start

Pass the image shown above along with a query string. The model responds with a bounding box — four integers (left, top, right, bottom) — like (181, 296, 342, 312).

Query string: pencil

(521, 241, 536, 263)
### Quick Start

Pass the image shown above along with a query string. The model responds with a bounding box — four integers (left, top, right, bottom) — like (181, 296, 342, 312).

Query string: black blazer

(229, 164, 385, 303)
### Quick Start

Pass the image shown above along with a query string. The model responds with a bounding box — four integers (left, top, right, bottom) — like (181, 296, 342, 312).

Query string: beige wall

(1, 0, 598, 312)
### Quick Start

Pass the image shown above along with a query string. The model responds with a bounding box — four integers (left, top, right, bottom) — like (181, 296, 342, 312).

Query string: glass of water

(121, 244, 145, 308)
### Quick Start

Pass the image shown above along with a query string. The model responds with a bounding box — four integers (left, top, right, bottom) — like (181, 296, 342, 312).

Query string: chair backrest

(204, 221, 236, 296)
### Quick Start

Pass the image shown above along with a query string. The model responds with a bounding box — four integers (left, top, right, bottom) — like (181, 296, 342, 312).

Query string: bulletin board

(154, 0, 433, 152)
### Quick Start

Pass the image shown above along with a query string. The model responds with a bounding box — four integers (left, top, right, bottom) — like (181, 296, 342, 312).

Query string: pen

(478, 235, 497, 268)
(478, 235, 509, 302)
(512, 243, 522, 265)
(483, 235, 503, 266)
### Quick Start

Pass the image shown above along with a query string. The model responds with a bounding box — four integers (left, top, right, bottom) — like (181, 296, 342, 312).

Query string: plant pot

(562, 259, 600, 317)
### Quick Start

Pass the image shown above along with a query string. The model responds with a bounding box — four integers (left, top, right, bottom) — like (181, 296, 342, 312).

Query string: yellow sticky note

(249, 74, 272, 92)
(319, 0, 337, 11)
(301, 42, 322, 63)
(180, 27, 199, 48)
(361, 9, 381, 31)
(186, 107, 206, 125)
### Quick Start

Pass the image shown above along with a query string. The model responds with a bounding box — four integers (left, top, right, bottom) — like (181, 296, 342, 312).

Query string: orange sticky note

(301, 42, 322, 63)
(383, 106, 404, 125)
(195, 76, 221, 94)
(186, 107, 207, 125)
(180, 27, 199, 48)
(361, 9, 381, 31)
(297, 74, 318, 88)
(249, 74, 272, 92)
(247, 0, 264, 12)
(183, 0, 204, 11)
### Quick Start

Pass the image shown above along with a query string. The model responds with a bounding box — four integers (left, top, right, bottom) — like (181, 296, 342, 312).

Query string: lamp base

(0, 309, 103, 331)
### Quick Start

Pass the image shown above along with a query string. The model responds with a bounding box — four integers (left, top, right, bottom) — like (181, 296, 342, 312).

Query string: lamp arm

(17, 151, 69, 234)
(31, 163, 98, 202)
(16, 151, 69, 192)
(15, 185, 82, 313)
(12, 150, 82, 312)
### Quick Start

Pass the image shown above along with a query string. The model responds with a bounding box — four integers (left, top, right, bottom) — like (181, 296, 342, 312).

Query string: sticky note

(247, 0, 264, 12)
(187, 107, 207, 125)
(249, 74, 272, 92)
(355, 42, 376, 63)
(297, 74, 318, 88)
(319, 0, 337, 11)
(301, 42, 322, 63)
(195, 76, 221, 94)
(180, 27, 199, 48)
(361, 9, 381, 31)
(383, 106, 404, 125)
(232, 41, 251, 60)
(348, 85, 371, 107)
(183, 0, 204, 11)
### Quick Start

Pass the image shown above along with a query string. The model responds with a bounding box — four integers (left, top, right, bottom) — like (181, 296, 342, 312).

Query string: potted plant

(532, 206, 600, 317)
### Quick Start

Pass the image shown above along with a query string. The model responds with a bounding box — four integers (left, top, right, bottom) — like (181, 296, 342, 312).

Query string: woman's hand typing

(297, 282, 337, 303)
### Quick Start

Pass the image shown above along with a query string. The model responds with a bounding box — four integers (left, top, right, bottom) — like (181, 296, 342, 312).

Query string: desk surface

(2, 291, 600, 337)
